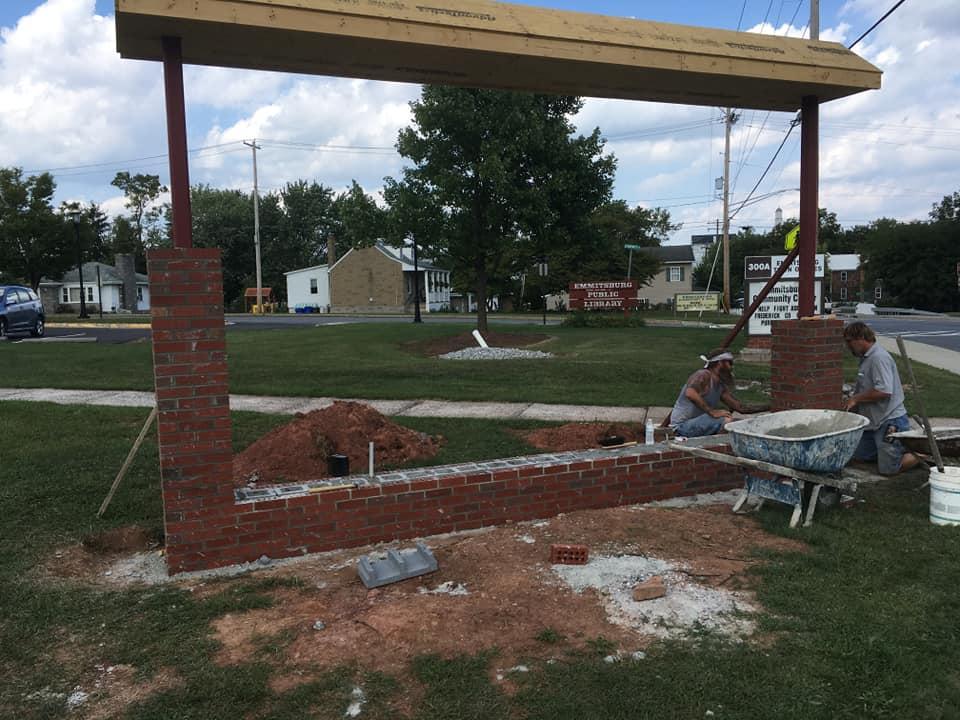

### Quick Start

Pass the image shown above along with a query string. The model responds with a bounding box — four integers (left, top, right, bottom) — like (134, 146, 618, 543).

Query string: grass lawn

(4, 321, 960, 415)
(3, 401, 960, 719)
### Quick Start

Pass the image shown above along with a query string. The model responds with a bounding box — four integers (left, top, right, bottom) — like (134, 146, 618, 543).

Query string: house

(690, 233, 719, 268)
(327, 242, 452, 313)
(285, 264, 330, 312)
(639, 245, 695, 305)
(828, 254, 862, 304)
(39, 254, 149, 313)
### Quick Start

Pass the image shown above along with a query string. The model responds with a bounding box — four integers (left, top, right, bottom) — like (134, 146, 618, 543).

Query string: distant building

(690, 234, 719, 268)
(285, 265, 330, 312)
(639, 245, 695, 306)
(828, 254, 862, 304)
(38, 254, 149, 313)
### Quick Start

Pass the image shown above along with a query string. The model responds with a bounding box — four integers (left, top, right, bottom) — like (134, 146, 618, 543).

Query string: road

(20, 313, 960, 349)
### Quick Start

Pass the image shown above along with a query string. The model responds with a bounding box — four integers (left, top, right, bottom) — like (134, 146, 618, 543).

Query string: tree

(0, 167, 68, 289)
(111, 171, 168, 268)
(584, 200, 676, 287)
(280, 180, 337, 265)
(393, 86, 615, 332)
(931, 190, 960, 223)
(692, 226, 780, 299)
(332, 181, 386, 250)
(186, 185, 255, 308)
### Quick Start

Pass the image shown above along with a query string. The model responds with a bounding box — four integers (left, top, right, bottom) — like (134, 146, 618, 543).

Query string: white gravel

(439, 347, 554, 360)
(551, 554, 755, 639)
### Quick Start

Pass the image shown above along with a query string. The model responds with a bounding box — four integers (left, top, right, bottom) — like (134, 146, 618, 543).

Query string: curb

(46, 322, 151, 329)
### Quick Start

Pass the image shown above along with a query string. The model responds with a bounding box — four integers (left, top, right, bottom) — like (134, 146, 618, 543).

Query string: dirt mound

(233, 401, 443, 485)
(521, 422, 645, 452)
(403, 331, 550, 357)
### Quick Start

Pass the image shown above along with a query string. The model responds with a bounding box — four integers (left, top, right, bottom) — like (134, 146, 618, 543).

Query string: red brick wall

(148, 248, 237, 573)
(171, 447, 743, 574)
(148, 248, 744, 575)
(770, 317, 844, 411)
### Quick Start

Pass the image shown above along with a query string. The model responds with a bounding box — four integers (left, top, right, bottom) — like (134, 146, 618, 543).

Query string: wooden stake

(98, 406, 157, 518)
(896, 335, 944, 473)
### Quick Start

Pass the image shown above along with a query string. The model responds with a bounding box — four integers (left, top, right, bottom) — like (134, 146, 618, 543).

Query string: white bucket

(929, 466, 960, 526)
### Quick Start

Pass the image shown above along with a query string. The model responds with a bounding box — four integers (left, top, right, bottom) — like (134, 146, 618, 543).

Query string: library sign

(568, 280, 637, 310)
(744, 254, 825, 335)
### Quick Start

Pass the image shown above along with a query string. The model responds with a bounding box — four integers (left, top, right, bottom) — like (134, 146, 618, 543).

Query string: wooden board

(115, 0, 881, 111)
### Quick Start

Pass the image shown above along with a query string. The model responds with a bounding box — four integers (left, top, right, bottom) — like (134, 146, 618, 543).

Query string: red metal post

(162, 36, 193, 248)
(799, 95, 819, 317)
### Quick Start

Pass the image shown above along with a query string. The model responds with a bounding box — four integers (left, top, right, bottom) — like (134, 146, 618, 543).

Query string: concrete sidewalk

(0, 387, 667, 423)
(877, 336, 960, 376)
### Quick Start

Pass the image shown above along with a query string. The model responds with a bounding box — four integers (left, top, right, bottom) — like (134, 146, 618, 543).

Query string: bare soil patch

(233, 401, 443, 485)
(205, 500, 803, 689)
(402, 331, 551, 358)
(519, 422, 673, 452)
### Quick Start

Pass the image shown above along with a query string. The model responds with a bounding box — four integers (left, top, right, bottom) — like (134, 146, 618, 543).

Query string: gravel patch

(551, 554, 755, 639)
(439, 347, 554, 360)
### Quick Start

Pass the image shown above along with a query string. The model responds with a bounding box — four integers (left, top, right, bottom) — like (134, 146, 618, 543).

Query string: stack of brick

(770, 317, 844, 411)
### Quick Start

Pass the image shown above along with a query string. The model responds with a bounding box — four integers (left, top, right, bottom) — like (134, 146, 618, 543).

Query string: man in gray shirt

(843, 321, 920, 474)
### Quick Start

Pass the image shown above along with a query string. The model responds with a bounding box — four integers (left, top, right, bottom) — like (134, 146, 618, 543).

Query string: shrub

(561, 311, 646, 328)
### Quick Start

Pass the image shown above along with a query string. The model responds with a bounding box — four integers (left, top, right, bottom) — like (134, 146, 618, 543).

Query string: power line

(848, 0, 908, 50)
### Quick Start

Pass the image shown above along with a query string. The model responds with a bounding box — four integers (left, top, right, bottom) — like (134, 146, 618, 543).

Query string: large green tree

(280, 180, 337, 265)
(585, 200, 676, 286)
(331, 181, 386, 251)
(392, 86, 615, 331)
(0, 167, 67, 289)
(111, 171, 168, 269)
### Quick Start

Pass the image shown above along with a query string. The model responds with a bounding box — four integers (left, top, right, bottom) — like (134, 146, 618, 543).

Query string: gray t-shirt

(671, 369, 726, 426)
(854, 342, 906, 430)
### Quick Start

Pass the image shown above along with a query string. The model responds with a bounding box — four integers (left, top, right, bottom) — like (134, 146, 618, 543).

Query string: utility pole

(721, 108, 738, 313)
(810, 0, 819, 40)
(243, 139, 263, 312)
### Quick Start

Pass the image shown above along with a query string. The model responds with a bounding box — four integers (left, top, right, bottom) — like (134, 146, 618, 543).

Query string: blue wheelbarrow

(670, 409, 872, 528)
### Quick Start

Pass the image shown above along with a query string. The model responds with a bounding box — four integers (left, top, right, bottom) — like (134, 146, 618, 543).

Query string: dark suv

(0, 285, 45, 339)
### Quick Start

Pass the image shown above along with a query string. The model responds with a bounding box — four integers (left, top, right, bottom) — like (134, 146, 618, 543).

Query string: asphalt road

(22, 313, 960, 349)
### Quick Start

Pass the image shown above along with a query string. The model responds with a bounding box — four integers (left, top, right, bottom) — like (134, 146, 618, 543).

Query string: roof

(375, 242, 447, 272)
(115, 0, 881, 112)
(244, 287, 274, 297)
(52, 262, 148, 285)
(643, 245, 695, 264)
(284, 264, 328, 276)
(829, 254, 861, 272)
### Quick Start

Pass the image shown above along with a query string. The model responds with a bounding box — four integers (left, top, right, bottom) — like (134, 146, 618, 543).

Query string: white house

(284, 264, 330, 312)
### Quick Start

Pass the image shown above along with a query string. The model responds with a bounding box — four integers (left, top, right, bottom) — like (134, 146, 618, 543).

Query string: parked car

(0, 285, 45, 339)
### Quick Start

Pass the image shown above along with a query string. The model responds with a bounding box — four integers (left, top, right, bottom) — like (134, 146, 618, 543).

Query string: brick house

(327, 242, 452, 314)
(828, 253, 862, 304)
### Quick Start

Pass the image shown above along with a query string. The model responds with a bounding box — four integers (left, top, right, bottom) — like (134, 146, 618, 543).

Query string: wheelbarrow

(669, 409, 873, 528)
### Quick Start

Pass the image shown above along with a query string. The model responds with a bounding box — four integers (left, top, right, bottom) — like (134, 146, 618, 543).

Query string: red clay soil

(521, 422, 671, 452)
(233, 401, 443, 485)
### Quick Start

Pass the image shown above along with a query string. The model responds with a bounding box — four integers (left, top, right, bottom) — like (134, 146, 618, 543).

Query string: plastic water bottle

(645, 419, 655, 445)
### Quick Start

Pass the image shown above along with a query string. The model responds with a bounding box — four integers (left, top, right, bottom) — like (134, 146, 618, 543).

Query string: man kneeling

(669, 348, 765, 438)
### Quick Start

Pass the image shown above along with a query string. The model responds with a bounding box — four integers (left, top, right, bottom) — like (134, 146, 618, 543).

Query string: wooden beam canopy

(115, 0, 880, 111)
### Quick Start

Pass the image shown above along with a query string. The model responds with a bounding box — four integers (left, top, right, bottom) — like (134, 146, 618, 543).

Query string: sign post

(624, 244, 644, 280)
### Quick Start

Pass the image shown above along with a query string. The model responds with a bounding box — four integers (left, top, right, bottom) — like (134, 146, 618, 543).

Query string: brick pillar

(770, 317, 844, 411)
(148, 248, 235, 573)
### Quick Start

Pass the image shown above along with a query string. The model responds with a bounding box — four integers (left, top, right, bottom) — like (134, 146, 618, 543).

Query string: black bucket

(327, 453, 350, 477)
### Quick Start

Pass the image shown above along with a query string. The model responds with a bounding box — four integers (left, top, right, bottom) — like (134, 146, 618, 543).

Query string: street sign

(624, 244, 644, 251)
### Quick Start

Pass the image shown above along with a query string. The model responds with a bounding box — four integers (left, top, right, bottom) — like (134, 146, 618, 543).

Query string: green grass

(3, 402, 960, 718)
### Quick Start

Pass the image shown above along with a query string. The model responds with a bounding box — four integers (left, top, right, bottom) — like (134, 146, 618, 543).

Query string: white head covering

(700, 350, 734, 368)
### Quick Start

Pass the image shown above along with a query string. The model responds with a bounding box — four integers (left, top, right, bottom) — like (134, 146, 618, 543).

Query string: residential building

(39, 254, 149, 313)
(690, 233, 719, 268)
(828, 253, 862, 304)
(639, 245, 695, 305)
(284, 264, 330, 312)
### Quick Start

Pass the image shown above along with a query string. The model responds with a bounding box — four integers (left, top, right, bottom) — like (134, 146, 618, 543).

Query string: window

(309, 278, 318, 294)
(137, 287, 144, 302)
(62, 288, 69, 303)
(875, 285, 883, 301)
(668, 266, 684, 282)
(86, 286, 94, 302)
(840, 287, 848, 300)
(840, 271, 848, 282)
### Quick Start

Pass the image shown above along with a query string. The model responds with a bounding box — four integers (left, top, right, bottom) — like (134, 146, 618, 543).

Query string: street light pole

(411, 238, 422, 323)
(69, 210, 89, 319)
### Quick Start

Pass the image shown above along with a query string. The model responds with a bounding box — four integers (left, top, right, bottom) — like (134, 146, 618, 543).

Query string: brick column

(148, 248, 235, 573)
(770, 317, 844, 411)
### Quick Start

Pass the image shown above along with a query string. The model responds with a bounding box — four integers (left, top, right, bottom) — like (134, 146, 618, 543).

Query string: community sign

(674, 292, 720, 312)
(744, 255, 825, 335)
(568, 280, 637, 311)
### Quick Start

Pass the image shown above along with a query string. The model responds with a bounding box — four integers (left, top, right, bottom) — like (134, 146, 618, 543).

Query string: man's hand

(708, 408, 732, 419)
(845, 398, 858, 412)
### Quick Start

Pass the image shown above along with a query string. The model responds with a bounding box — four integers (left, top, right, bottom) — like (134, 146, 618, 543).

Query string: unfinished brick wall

(147, 248, 743, 574)
(172, 445, 743, 574)
(770, 317, 844, 411)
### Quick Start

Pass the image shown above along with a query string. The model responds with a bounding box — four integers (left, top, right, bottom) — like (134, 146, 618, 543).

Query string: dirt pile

(233, 401, 443, 485)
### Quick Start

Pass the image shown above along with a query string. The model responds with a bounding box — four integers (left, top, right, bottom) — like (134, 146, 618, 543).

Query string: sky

(1, 0, 958, 244)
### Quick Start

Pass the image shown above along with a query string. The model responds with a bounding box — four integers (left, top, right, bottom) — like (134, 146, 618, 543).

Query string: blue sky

(2, 0, 958, 242)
